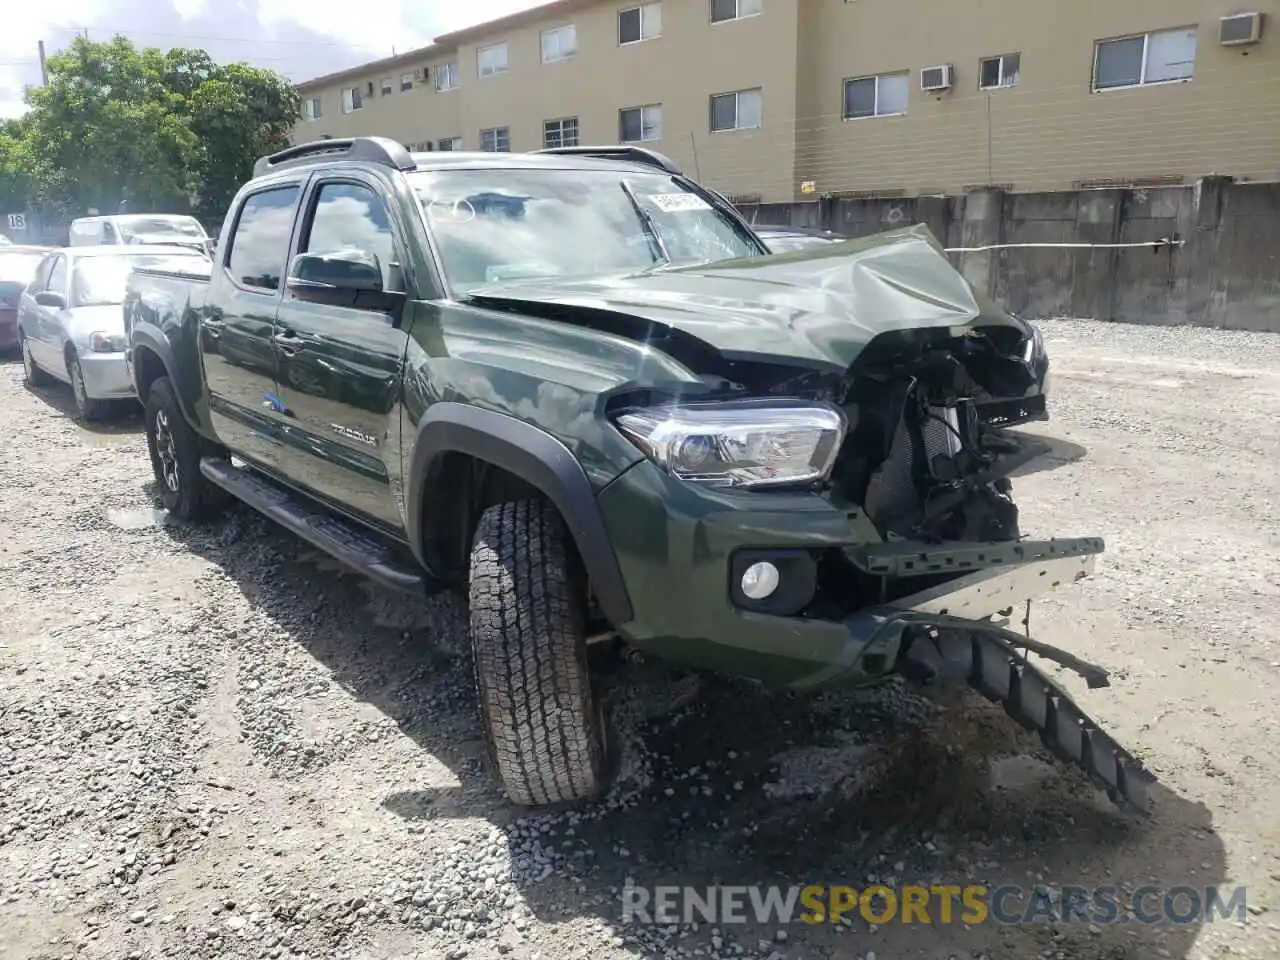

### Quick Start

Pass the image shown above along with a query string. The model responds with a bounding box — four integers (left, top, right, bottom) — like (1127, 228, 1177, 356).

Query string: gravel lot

(1, 319, 1278, 960)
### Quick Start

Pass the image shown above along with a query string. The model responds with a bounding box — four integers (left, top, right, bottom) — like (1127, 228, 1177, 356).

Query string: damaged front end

(470, 225, 1153, 810)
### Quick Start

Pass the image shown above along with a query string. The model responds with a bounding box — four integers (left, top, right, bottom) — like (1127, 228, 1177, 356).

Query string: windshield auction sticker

(646, 193, 712, 213)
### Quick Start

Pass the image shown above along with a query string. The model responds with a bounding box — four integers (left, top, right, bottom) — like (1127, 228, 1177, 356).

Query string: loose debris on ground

(1, 319, 1278, 960)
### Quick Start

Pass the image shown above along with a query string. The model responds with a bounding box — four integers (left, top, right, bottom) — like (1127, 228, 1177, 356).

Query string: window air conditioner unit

(1219, 12, 1263, 45)
(920, 64, 954, 92)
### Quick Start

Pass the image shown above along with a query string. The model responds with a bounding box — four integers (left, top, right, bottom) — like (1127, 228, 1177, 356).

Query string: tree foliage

(11, 36, 299, 218)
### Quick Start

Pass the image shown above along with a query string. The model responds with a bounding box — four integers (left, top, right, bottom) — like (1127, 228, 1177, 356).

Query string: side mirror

(35, 291, 66, 309)
(286, 249, 405, 318)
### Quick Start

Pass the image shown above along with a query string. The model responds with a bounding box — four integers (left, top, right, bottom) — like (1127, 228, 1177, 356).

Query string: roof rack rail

(529, 145, 683, 176)
(253, 137, 417, 178)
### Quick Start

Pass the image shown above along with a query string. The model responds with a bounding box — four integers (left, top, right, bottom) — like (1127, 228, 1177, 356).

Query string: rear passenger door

(29, 254, 69, 372)
(271, 175, 411, 533)
(203, 183, 303, 468)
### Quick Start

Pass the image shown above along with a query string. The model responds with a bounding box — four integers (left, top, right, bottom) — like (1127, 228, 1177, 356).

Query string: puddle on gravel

(104, 507, 172, 530)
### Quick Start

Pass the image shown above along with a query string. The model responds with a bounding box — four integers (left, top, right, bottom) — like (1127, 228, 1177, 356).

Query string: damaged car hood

(464, 224, 1021, 373)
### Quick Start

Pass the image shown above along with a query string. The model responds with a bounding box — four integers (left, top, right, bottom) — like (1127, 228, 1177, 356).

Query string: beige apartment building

(293, 0, 1280, 202)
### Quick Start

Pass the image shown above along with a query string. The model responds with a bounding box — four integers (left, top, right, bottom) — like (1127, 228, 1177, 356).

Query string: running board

(200, 457, 442, 597)
(900, 628, 1156, 813)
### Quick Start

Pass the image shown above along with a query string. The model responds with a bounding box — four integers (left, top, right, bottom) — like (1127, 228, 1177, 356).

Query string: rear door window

(225, 186, 301, 292)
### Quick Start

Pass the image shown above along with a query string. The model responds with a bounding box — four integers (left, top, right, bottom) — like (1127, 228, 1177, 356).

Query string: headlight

(1023, 323, 1044, 363)
(614, 400, 846, 489)
(89, 331, 127, 353)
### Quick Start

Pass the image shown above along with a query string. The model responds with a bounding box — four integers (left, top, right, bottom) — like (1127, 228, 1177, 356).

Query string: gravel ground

(1, 318, 1278, 960)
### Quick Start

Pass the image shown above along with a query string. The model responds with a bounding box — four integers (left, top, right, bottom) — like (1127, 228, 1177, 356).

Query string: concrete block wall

(735, 178, 1280, 332)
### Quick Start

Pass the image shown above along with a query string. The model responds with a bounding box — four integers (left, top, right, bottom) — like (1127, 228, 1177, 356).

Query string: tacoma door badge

(329, 423, 379, 447)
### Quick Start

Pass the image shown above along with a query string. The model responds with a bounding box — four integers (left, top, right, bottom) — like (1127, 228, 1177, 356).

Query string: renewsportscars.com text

(621, 884, 1248, 926)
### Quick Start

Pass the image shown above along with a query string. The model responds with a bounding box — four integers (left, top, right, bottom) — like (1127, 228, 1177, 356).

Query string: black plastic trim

(529, 145, 683, 175)
(253, 137, 416, 178)
(201, 457, 440, 596)
(407, 403, 634, 627)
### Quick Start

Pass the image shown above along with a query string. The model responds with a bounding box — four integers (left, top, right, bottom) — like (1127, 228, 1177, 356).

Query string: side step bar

(200, 457, 442, 596)
(900, 628, 1156, 812)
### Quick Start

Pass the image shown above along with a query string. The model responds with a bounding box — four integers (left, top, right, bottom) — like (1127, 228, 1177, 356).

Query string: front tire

(144, 376, 229, 521)
(468, 498, 608, 806)
(20, 335, 53, 388)
(67, 353, 112, 421)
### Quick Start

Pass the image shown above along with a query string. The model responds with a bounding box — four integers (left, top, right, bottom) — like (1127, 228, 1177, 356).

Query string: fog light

(740, 561, 780, 600)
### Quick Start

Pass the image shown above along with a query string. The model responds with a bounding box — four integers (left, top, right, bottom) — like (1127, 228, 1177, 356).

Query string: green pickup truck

(123, 137, 1152, 811)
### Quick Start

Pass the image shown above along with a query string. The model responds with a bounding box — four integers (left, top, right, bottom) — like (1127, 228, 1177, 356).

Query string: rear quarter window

(225, 186, 301, 291)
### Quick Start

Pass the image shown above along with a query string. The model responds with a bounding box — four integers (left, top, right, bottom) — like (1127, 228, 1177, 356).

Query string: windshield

(70, 254, 189, 307)
(117, 216, 205, 240)
(0, 253, 46, 284)
(407, 169, 764, 293)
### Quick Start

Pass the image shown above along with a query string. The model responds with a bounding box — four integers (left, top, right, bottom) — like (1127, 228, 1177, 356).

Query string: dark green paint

(123, 152, 1069, 691)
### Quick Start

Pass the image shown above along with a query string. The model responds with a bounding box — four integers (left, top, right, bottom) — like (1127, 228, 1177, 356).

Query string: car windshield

(70, 254, 186, 307)
(117, 216, 205, 239)
(407, 168, 763, 293)
(0, 253, 46, 284)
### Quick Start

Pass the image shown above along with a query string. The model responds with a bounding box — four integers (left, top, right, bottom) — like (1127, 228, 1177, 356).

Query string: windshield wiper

(618, 180, 670, 266)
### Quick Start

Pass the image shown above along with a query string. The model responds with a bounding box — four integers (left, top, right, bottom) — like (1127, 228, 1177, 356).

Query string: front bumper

(78, 351, 136, 399)
(597, 458, 1103, 689)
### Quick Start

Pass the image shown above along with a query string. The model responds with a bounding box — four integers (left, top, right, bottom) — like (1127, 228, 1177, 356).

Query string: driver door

(271, 174, 411, 533)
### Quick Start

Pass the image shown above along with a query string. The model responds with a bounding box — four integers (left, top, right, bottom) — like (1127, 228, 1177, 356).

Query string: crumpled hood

(465, 224, 1021, 373)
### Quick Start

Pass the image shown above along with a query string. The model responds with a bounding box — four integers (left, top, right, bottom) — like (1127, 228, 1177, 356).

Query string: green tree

(0, 118, 38, 215)
(16, 35, 299, 217)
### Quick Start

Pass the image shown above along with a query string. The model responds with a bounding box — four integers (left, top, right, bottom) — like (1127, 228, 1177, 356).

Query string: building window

(620, 104, 663, 143)
(544, 117, 580, 148)
(478, 42, 509, 77)
(435, 62, 459, 91)
(710, 88, 762, 132)
(842, 71, 908, 119)
(619, 3, 662, 44)
(979, 53, 1020, 89)
(1093, 27, 1197, 91)
(341, 86, 364, 113)
(400, 72, 414, 91)
(380, 77, 393, 95)
(480, 127, 510, 152)
(541, 24, 578, 63)
(438, 136, 462, 151)
(710, 0, 762, 24)
(301, 97, 322, 120)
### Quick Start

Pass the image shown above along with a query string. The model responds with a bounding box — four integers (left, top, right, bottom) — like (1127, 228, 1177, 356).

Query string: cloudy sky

(2, 0, 550, 119)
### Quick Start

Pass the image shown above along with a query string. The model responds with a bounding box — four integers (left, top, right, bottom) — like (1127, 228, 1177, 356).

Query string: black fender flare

(128, 328, 195, 425)
(407, 402, 634, 628)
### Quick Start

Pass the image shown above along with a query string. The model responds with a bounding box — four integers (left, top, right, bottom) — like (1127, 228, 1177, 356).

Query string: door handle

(272, 330, 314, 356)
(200, 318, 226, 339)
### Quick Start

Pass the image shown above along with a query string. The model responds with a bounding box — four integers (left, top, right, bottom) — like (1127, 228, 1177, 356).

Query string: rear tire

(20, 334, 53, 388)
(144, 376, 229, 521)
(468, 498, 608, 806)
(67, 353, 113, 421)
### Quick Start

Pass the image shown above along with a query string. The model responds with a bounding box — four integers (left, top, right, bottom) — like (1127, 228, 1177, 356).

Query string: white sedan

(17, 245, 209, 420)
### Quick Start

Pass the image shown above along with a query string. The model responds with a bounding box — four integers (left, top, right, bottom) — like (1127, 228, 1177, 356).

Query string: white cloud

(0, 0, 551, 119)
(0, 0, 114, 119)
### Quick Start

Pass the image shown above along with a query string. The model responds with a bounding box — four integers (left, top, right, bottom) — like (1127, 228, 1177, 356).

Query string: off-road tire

(468, 498, 608, 806)
(144, 376, 229, 521)
(20, 334, 53, 388)
(67, 353, 113, 422)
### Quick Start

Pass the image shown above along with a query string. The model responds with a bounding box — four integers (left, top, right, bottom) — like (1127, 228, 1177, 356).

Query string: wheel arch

(407, 402, 634, 628)
(129, 332, 200, 430)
